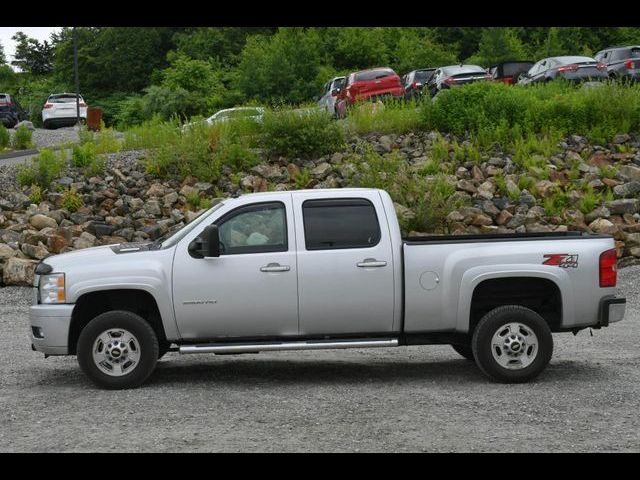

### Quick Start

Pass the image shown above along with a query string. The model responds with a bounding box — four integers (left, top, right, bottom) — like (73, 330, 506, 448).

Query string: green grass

(344, 98, 422, 135)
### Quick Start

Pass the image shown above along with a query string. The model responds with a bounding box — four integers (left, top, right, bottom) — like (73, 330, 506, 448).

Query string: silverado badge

(543, 254, 579, 268)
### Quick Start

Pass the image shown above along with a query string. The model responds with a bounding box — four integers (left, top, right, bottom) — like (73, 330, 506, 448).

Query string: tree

(0, 41, 6, 65)
(471, 27, 528, 66)
(392, 32, 458, 74)
(538, 27, 568, 58)
(11, 32, 54, 74)
(237, 28, 325, 104)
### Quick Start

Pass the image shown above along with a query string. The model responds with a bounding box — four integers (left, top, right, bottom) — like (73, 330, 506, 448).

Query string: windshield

(155, 201, 225, 249)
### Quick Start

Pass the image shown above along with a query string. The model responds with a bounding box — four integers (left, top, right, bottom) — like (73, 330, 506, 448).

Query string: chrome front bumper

(29, 304, 75, 355)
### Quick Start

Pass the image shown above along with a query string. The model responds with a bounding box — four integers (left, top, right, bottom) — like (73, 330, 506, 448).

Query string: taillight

(625, 60, 636, 70)
(444, 77, 456, 85)
(558, 64, 579, 73)
(79, 102, 87, 107)
(596, 63, 608, 71)
(599, 248, 617, 288)
(43, 103, 53, 109)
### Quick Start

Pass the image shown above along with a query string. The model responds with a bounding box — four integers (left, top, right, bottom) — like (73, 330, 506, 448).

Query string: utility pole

(73, 27, 80, 126)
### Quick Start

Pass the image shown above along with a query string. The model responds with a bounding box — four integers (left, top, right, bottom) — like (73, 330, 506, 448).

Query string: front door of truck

(172, 196, 299, 340)
(292, 192, 396, 335)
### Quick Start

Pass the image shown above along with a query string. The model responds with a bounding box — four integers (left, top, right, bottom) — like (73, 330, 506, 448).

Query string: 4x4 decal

(543, 254, 579, 268)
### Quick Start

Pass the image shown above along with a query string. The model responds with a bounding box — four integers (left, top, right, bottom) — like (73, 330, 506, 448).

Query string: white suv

(42, 93, 88, 129)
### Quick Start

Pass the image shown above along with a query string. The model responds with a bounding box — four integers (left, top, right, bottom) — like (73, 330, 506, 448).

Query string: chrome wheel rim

(491, 322, 538, 370)
(92, 328, 141, 377)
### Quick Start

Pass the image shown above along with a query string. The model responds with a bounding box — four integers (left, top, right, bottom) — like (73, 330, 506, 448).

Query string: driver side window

(216, 202, 287, 255)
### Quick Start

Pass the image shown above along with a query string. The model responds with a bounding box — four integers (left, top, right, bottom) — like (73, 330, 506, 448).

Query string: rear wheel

(77, 310, 159, 389)
(472, 305, 553, 383)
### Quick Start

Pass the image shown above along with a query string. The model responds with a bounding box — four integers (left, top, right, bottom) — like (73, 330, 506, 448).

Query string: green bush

(262, 108, 345, 159)
(344, 98, 422, 135)
(71, 142, 96, 168)
(28, 185, 43, 204)
(61, 187, 84, 212)
(16, 149, 66, 189)
(12, 125, 33, 150)
(421, 81, 640, 143)
(0, 124, 9, 149)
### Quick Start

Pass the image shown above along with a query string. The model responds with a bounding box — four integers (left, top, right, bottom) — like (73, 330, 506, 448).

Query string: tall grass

(344, 98, 422, 135)
(422, 80, 640, 144)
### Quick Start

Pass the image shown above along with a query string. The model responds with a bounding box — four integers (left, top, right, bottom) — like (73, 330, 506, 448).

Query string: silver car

(316, 77, 345, 117)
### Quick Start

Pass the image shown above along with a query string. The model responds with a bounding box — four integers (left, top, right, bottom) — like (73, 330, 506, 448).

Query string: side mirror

(331, 88, 341, 97)
(188, 225, 220, 259)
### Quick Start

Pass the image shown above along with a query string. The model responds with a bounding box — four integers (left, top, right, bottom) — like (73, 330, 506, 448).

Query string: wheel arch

(456, 267, 572, 334)
(68, 289, 168, 355)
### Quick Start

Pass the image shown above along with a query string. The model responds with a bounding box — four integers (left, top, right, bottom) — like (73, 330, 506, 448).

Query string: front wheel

(77, 310, 159, 389)
(472, 305, 553, 383)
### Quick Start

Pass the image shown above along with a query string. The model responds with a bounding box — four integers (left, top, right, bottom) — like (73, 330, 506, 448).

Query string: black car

(594, 46, 640, 82)
(517, 56, 608, 85)
(488, 61, 534, 85)
(401, 68, 436, 100)
(0, 93, 26, 128)
(427, 65, 490, 96)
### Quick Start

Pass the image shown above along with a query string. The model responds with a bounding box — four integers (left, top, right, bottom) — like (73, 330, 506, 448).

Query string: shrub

(72, 142, 97, 168)
(421, 81, 640, 143)
(0, 124, 9, 149)
(12, 125, 33, 150)
(214, 141, 260, 172)
(345, 98, 422, 135)
(61, 187, 84, 212)
(262, 108, 345, 159)
(85, 157, 106, 177)
(28, 185, 43, 204)
(16, 149, 66, 189)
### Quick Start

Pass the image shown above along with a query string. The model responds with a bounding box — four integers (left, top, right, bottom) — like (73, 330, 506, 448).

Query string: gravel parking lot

(1, 267, 638, 452)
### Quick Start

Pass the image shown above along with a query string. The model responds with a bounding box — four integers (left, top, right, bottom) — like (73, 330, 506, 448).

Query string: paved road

(0, 267, 638, 452)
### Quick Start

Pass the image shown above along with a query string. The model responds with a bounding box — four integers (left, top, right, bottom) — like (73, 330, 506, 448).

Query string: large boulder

(29, 214, 58, 230)
(3, 257, 38, 286)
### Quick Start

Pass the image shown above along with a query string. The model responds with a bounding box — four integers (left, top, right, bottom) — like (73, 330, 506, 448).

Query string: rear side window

(302, 198, 381, 250)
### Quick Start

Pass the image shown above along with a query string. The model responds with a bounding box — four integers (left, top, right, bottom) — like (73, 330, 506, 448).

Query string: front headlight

(39, 273, 66, 304)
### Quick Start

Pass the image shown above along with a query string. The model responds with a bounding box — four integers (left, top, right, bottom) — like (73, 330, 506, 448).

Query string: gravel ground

(0, 267, 638, 452)
(8, 126, 80, 150)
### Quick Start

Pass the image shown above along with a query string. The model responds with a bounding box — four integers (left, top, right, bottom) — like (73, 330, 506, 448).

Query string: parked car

(315, 76, 346, 117)
(29, 187, 626, 389)
(42, 93, 87, 129)
(335, 67, 404, 118)
(594, 46, 640, 83)
(427, 65, 491, 96)
(517, 56, 608, 85)
(182, 107, 265, 132)
(488, 61, 534, 85)
(0, 93, 27, 128)
(401, 68, 436, 100)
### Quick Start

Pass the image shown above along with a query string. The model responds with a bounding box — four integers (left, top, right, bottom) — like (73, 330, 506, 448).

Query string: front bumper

(29, 304, 75, 355)
(598, 296, 626, 327)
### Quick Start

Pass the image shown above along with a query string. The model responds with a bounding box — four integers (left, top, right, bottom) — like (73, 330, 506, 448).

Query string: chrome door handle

(357, 258, 387, 268)
(260, 263, 290, 273)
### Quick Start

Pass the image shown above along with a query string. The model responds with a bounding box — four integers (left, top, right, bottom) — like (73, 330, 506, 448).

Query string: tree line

(1, 27, 639, 127)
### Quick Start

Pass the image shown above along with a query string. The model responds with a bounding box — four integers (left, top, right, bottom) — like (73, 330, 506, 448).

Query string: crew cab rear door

(292, 191, 396, 335)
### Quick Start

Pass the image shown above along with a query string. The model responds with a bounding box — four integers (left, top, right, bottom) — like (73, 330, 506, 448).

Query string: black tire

(43, 120, 51, 130)
(451, 343, 474, 361)
(471, 305, 553, 383)
(77, 310, 159, 390)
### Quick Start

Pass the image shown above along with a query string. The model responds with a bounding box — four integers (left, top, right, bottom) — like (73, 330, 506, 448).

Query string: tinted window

(303, 198, 381, 250)
(631, 48, 640, 58)
(332, 78, 345, 89)
(354, 69, 396, 82)
(554, 56, 596, 65)
(501, 62, 534, 77)
(414, 70, 435, 83)
(216, 202, 287, 255)
(48, 94, 82, 103)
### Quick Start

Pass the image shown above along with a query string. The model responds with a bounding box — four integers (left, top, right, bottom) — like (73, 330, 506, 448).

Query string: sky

(0, 27, 61, 65)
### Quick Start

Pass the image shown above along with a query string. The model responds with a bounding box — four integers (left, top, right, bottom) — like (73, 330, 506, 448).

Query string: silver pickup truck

(29, 188, 626, 389)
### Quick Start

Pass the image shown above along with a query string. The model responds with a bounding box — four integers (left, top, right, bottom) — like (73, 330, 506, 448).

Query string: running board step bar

(179, 338, 398, 355)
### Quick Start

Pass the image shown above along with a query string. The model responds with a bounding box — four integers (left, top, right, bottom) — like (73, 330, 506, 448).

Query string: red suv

(335, 67, 404, 118)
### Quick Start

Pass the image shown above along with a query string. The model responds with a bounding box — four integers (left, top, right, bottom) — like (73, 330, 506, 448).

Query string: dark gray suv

(0, 93, 26, 128)
(594, 46, 640, 83)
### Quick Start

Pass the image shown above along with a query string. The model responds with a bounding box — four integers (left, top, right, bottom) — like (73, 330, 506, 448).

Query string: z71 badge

(543, 254, 579, 268)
